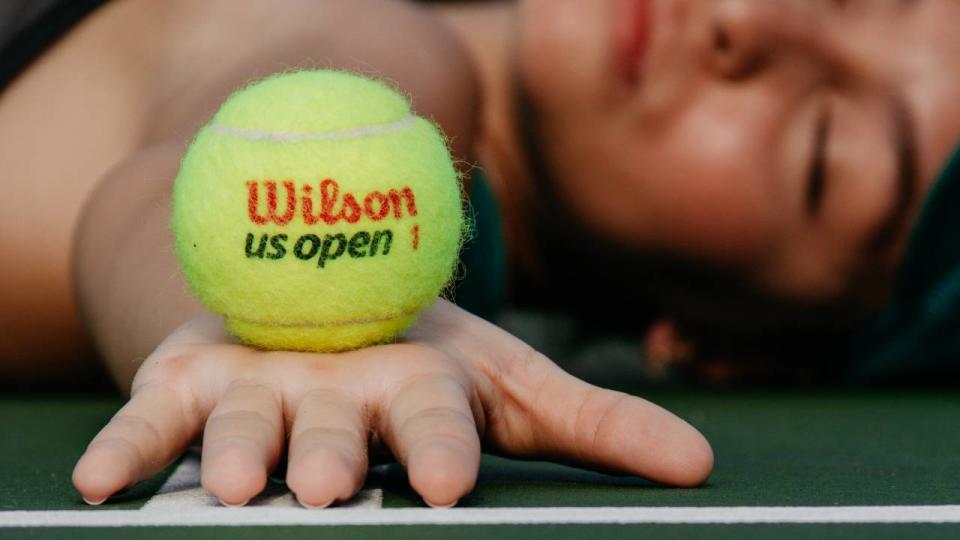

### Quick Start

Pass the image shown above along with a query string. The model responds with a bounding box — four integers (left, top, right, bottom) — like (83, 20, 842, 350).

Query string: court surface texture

(2, 388, 959, 539)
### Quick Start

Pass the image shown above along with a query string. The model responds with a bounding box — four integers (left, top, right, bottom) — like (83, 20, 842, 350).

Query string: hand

(72, 300, 713, 508)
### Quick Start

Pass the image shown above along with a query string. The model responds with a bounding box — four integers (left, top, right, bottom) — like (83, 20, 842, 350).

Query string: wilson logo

(247, 179, 417, 226)
(240, 178, 419, 269)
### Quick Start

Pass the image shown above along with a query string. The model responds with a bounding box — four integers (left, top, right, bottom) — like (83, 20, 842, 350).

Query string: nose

(705, 0, 819, 81)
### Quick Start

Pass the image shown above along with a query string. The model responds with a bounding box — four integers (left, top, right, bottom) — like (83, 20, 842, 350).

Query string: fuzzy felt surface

(172, 70, 464, 351)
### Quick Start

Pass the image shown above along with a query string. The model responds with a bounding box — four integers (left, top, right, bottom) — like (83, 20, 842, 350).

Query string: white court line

(3, 506, 960, 528)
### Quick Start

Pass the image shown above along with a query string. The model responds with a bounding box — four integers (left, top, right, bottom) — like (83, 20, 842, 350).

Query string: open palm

(73, 300, 713, 508)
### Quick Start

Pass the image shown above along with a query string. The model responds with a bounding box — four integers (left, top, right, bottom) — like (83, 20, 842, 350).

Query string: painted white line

(339, 488, 384, 510)
(3, 506, 960, 528)
(141, 453, 214, 509)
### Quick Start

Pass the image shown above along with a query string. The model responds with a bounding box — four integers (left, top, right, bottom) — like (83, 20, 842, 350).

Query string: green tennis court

(3, 388, 959, 539)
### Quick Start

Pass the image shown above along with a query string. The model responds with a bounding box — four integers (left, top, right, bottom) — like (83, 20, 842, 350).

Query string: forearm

(73, 143, 206, 393)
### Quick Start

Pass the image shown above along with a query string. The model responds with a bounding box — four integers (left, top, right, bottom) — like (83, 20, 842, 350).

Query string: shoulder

(150, 0, 480, 162)
(337, 0, 481, 162)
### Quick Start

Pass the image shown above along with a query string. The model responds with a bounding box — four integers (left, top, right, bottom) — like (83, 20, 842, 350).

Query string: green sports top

(451, 170, 508, 321)
(849, 144, 960, 381)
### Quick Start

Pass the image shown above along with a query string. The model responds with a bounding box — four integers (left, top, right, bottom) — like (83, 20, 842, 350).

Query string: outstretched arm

(70, 0, 711, 507)
(70, 99, 711, 508)
(72, 142, 208, 391)
(72, 0, 479, 391)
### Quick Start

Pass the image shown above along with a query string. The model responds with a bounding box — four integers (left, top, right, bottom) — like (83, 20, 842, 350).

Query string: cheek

(905, 0, 960, 183)
(518, 0, 613, 113)
(547, 115, 779, 268)
(650, 168, 773, 266)
(904, 52, 960, 198)
(538, 72, 787, 269)
(822, 97, 896, 250)
(638, 109, 781, 266)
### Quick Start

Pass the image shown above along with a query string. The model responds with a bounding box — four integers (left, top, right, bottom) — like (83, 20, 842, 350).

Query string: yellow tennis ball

(172, 70, 464, 352)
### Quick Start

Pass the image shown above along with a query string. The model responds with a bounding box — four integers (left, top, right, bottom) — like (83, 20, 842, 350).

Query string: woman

(1, 0, 957, 508)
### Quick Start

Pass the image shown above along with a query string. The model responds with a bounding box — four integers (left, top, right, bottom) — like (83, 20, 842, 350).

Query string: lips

(615, 0, 653, 85)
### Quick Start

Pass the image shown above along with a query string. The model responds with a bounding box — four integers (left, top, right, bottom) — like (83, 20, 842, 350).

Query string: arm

(72, 142, 208, 392)
(72, 122, 713, 509)
(71, 0, 711, 507)
(72, 111, 713, 509)
(72, 0, 480, 392)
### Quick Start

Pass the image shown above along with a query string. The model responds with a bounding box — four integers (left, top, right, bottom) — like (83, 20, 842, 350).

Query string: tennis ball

(172, 70, 464, 352)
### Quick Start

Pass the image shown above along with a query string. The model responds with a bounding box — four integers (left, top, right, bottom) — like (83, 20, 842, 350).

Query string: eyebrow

(864, 91, 917, 255)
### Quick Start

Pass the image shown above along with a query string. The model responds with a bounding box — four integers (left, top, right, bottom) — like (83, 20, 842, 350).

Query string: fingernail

(296, 495, 333, 509)
(82, 497, 107, 506)
(424, 498, 458, 509)
(218, 497, 250, 508)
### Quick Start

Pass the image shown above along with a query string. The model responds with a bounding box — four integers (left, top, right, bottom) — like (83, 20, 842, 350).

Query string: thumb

(410, 299, 713, 486)
(512, 362, 713, 487)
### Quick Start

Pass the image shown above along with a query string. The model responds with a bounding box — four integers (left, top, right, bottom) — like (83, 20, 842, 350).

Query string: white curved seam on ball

(208, 114, 417, 142)
(230, 308, 421, 329)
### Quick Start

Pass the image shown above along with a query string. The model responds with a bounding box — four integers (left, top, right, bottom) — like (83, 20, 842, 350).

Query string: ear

(642, 318, 696, 377)
(644, 319, 793, 385)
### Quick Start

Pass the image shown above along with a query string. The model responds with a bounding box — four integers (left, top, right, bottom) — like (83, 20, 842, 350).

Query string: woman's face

(517, 0, 960, 308)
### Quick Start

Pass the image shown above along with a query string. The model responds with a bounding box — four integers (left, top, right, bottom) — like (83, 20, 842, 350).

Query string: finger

(286, 389, 368, 508)
(527, 366, 713, 487)
(72, 383, 201, 504)
(200, 381, 284, 506)
(380, 370, 481, 508)
(411, 304, 715, 487)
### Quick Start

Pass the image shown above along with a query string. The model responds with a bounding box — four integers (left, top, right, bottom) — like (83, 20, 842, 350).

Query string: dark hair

(512, 77, 865, 377)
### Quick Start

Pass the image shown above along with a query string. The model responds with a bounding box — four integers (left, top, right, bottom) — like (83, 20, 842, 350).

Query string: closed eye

(806, 105, 831, 217)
